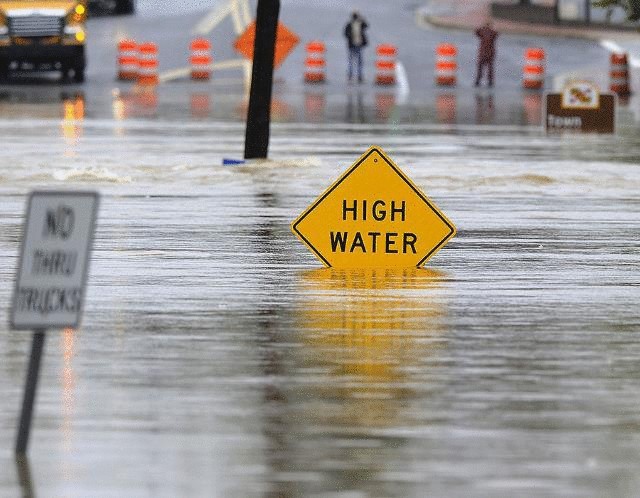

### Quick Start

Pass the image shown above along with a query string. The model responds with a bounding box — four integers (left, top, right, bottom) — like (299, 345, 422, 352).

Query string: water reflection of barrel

(522, 92, 543, 126)
(113, 88, 158, 119)
(375, 92, 396, 122)
(134, 88, 158, 118)
(304, 91, 326, 122)
(296, 268, 448, 428)
(190, 93, 211, 119)
(436, 93, 456, 124)
(236, 98, 291, 122)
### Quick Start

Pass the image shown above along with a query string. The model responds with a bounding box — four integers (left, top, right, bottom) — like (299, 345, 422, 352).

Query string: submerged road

(0, 119, 639, 497)
(0, 1, 639, 497)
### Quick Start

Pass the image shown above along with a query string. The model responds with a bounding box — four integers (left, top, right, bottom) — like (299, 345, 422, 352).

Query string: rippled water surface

(0, 117, 639, 497)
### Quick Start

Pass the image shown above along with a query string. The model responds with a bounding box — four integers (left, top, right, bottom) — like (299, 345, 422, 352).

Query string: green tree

(593, 0, 640, 20)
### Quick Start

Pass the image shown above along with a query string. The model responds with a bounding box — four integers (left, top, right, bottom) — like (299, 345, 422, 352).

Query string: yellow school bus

(0, 1, 88, 82)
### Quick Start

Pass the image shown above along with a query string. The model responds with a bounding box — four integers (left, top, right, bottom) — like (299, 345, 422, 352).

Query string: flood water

(0, 111, 639, 497)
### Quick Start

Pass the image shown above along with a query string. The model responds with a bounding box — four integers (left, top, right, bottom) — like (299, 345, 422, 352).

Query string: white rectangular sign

(10, 191, 99, 330)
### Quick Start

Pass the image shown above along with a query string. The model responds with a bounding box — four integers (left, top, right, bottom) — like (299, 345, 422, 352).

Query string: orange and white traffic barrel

(304, 41, 326, 83)
(190, 38, 212, 80)
(117, 39, 137, 81)
(523, 48, 545, 90)
(137, 42, 159, 86)
(610, 53, 630, 96)
(435, 44, 457, 86)
(375, 44, 397, 86)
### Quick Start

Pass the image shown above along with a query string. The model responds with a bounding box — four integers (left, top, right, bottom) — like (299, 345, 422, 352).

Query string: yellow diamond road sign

(291, 146, 456, 268)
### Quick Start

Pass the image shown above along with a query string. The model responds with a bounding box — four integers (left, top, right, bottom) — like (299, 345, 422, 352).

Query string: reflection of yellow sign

(291, 147, 456, 269)
(561, 80, 600, 110)
(297, 268, 448, 427)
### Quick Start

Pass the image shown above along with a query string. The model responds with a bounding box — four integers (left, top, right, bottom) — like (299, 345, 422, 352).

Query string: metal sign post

(11, 191, 99, 454)
(15, 330, 46, 454)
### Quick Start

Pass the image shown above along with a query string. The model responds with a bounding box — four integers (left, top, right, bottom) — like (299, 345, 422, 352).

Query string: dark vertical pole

(244, 0, 280, 159)
(15, 330, 46, 455)
(585, 0, 591, 24)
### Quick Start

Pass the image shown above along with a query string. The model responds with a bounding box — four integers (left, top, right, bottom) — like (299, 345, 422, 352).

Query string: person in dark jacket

(344, 11, 369, 83)
(475, 22, 498, 87)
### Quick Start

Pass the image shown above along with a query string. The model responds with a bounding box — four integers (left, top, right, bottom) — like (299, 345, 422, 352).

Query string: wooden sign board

(546, 81, 616, 133)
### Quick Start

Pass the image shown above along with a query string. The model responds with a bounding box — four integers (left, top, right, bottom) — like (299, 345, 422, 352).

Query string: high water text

(330, 200, 418, 254)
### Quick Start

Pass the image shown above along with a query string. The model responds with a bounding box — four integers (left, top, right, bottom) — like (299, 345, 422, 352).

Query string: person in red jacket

(475, 22, 498, 87)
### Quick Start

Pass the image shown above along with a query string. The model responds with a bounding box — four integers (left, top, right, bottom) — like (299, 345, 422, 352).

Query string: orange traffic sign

(234, 21, 300, 69)
(292, 147, 456, 269)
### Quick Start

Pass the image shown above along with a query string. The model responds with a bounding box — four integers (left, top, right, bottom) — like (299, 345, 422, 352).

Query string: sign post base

(15, 330, 46, 455)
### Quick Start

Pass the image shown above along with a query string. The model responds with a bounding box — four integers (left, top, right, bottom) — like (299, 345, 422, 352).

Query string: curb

(417, 8, 640, 42)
